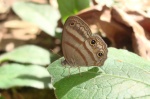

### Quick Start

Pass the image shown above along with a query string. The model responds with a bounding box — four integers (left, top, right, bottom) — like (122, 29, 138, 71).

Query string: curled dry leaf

(77, 5, 150, 60)
(111, 7, 150, 60)
(77, 5, 104, 34)
(0, 0, 12, 13)
(132, 32, 150, 60)
(99, 6, 133, 49)
(115, 0, 150, 11)
(126, 10, 150, 37)
(0, 0, 17, 21)
(3, 20, 40, 40)
(0, 20, 41, 51)
(78, 6, 133, 49)
(78, 5, 103, 25)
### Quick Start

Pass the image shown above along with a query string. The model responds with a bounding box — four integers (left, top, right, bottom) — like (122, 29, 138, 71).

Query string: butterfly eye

(97, 52, 103, 57)
(90, 39, 96, 46)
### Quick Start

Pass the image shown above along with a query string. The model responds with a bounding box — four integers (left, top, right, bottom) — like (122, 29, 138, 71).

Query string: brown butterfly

(62, 16, 108, 67)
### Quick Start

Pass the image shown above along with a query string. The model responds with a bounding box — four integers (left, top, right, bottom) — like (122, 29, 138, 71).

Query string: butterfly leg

(71, 58, 82, 76)
(61, 59, 71, 77)
(77, 66, 82, 76)
(61, 66, 71, 77)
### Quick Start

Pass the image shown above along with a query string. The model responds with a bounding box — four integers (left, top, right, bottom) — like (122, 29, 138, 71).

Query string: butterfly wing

(62, 16, 107, 66)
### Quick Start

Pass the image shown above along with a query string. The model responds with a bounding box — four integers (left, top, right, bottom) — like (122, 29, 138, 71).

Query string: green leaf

(12, 1, 60, 37)
(0, 64, 53, 89)
(57, 0, 90, 22)
(0, 45, 50, 65)
(0, 96, 5, 99)
(47, 47, 150, 99)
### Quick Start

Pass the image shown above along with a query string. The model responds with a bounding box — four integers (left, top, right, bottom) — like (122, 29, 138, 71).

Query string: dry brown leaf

(77, 4, 150, 60)
(4, 20, 36, 28)
(99, 6, 133, 49)
(78, 5, 103, 25)
(112, 6, 150, 60)
(0, 32, 55, 52)
(115, 0, 150, 11)
(132, 32, 150, 60)
(0, 6, 57, 53)
(3, 20, 40, 40)
(78, 6, 132, 49)
(77, 5, 104, 35)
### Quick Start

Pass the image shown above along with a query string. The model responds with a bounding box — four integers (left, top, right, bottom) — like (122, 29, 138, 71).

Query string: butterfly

(61, 16, 108, 67)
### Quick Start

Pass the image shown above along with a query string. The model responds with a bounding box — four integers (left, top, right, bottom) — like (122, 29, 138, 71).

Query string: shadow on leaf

(54, 67, 102, 99)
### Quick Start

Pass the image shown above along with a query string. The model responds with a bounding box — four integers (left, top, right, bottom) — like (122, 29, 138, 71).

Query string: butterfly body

(62, 16, 107, 67)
